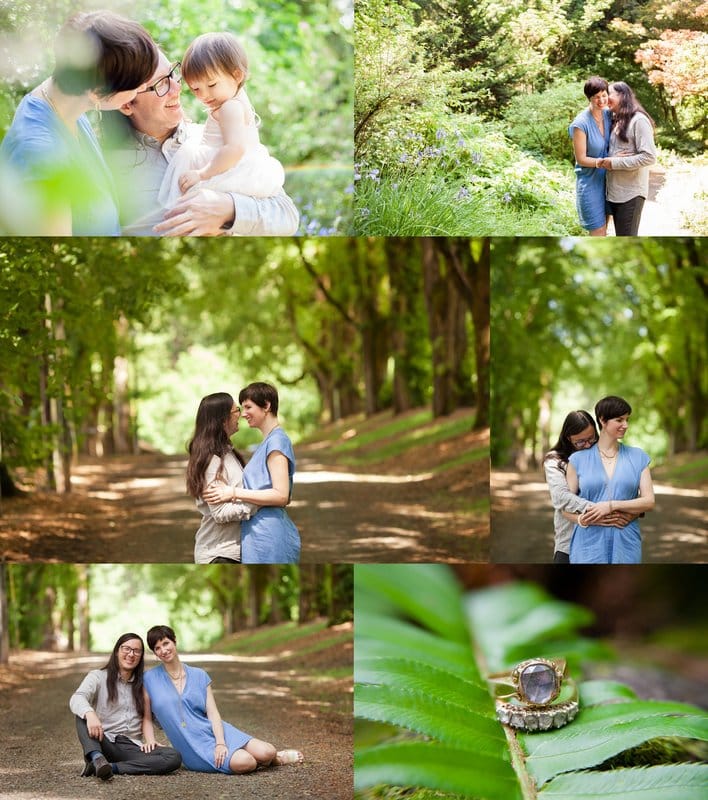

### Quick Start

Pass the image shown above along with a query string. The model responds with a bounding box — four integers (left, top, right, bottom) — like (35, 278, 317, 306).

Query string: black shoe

(80, 760, 95, 778)
(92, 754, 113, 781)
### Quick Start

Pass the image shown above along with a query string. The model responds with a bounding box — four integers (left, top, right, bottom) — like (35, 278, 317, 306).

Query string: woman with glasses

(544, 408, 641, 562)
(186, 392, 259, 564)
(0, 11, 157, 235)
(202, 382, 300, 564)
(69, 633, 181, 780)
(566, 395, 655, 563)
(544, 410, 598, 562)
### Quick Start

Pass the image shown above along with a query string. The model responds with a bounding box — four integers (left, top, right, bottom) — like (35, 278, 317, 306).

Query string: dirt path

(0, 438, 488, 562)
(606, 160, 707, 236)
(0, 629, 352, 800)
(491, 469, 708, 563)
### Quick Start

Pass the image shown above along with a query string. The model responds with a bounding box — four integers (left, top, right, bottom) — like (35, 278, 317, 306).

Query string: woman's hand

(203, 482, 234, 505)
(578, 501, 613, 524)
(141, 740, 157, 753)
(214, 742, 228, 768)
(85, 710, 104, 741)
(599, 511, 638, 528)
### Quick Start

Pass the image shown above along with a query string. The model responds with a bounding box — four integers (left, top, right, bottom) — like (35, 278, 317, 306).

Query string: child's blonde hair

(182, 32, 249, 93)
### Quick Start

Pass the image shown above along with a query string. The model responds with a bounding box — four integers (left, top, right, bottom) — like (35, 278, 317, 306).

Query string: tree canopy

(491, 237, 706, 467)
(0, 237, 485, 492)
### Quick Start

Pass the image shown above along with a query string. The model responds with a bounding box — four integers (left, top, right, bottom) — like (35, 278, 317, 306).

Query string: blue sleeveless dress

(0, 94, 121, 235)
(568, 443, 650, 563)
(144, 664, 251, 773)
(241, 427, 301, 563)
(568, 107, 611, 231)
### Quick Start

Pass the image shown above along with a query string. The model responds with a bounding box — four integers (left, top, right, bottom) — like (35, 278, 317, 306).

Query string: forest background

(0, 562, 352, 657)
(355, 0, 707, 235)
(0, 236, 486, 510)
(0, 0, 354, 235)
(490, 236, 706, 469)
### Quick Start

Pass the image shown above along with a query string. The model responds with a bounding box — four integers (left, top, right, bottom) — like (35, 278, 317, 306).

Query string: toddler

(158, 32, 284, 208)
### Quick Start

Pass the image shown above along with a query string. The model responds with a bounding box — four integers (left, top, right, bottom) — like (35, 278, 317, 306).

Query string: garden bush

(503, 79, 587, 163)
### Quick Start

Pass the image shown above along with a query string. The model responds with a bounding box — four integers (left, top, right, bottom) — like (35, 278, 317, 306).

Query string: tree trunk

(386, 238, 426, 414)
(330, 565, 353, 624)
(421, 238, 470, 417)
(78, 566, 90, 651)
(298, 565, 319, 623)
(0, 564, 9, 665)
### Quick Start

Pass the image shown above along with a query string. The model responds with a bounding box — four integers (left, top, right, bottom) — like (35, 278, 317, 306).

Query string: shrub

(503, 79, 586, 163)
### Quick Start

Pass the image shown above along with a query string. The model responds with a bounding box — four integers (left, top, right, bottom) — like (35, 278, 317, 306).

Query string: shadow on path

(491, 469, 707, 563)
(0, 631, 352, 800)
(1, 444, 488, 563)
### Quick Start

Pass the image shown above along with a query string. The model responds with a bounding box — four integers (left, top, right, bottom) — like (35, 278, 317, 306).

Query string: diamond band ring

(488, 658, 579, 733)
(495, 697, 579, 731)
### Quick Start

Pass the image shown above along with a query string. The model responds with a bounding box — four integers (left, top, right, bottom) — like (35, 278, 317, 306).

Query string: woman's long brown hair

(186, 392, 244, 498)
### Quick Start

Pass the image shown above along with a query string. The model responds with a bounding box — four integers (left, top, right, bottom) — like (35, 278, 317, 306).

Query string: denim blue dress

(0, 94, 121, 235)
(568, 107, 611, 231)
(568, 444, 650, 564)
(144, 664, 251, 773)
(241, 427, 301, 563)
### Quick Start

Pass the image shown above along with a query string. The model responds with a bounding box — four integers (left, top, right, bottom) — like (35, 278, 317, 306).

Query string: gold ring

(488, 657, 567, 707)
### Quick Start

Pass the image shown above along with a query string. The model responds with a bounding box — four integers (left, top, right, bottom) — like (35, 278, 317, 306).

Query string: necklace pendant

(181, 721, 186, 727)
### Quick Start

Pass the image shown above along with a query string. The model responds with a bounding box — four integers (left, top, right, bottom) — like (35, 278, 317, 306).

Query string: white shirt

(194, 452, 257, 563)
(69, 668, 143, 745)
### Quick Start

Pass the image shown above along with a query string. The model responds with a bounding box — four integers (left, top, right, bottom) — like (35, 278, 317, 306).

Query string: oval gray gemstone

(519, 663, 556, 704)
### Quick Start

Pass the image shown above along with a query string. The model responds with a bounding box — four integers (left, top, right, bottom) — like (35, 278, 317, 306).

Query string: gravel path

(0, 637, 352, 800)
(491, 469, 708, 563)
(0, 426, 488, 563)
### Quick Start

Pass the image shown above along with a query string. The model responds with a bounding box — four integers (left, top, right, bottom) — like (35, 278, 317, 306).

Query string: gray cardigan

(606, 113, 656, 203)
(544, 456, 589, 554)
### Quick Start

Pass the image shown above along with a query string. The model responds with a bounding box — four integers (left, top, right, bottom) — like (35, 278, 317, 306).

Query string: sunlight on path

(295, 470, 433, 484)
(637, 163, 707, 236)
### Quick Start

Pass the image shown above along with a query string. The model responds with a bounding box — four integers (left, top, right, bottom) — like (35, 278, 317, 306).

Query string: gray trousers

(75, 716, 182, 775)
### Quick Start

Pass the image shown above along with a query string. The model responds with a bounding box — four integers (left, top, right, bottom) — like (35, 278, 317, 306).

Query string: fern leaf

(538, 763, 708, 799)
(355, 741, 522, 800)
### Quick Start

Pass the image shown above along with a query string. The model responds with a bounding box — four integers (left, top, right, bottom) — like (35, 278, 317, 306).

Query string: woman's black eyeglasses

(137, 62, 181, 97)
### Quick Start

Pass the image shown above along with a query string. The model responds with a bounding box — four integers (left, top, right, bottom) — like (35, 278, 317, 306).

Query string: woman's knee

(247, 738, 276, 764)
(229, 749, 258, 774)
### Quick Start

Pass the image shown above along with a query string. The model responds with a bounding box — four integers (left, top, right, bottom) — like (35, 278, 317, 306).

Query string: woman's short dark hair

(239, 382, 279, 416)
(545, 410, 597, 465)
(53, 11, 158, 97)
(147, 625, 177, 652)
(595, 395, 632, 427)
(584, 76, 608, 100)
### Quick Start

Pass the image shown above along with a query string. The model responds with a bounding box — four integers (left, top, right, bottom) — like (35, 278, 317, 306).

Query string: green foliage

(355, 115, 580, 236)
(0, 0, 353, 233)
(503, 80, 585, 163)
(354, 565, 708, 799)
(354, 0, 707, 232)
(5, 563, 353, 651)
(491, 238, 708, 466)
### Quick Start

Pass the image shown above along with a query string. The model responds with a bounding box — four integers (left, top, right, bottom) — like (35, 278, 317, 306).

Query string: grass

(653, 452, 708, 487)
(286, 165, 355, 235)
(330, 411, 484, 468)
(432, 449, 489, 473)
(218, 619, 329, 654)
(326, 409, 434, 453)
